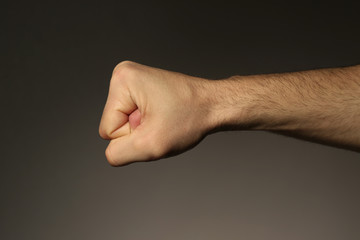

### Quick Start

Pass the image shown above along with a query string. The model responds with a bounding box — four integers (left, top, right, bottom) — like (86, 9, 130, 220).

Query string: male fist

(99, 61, 214, 166)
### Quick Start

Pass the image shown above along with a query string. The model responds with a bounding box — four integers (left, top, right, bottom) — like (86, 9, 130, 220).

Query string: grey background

(1, 1, 360, 239)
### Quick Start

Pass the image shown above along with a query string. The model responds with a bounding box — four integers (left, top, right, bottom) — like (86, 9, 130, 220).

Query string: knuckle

(112, 60, 137, 79)
(119, 60, 135, 66)
(105, 145, 118, 167)
(99, 127, 105, 139)
(98, 126, 109, 139)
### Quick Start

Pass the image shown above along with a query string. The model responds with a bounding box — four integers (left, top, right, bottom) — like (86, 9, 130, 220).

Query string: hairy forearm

(204, 65, 360, 151)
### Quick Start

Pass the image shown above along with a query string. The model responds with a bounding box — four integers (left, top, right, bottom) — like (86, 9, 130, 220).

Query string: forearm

(204, 65, 360, 151)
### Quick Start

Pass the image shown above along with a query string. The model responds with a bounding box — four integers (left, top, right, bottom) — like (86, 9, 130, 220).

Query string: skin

(99, 61, 360, 166)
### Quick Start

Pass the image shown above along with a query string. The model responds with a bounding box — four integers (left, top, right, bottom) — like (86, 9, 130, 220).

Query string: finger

(99, 73, 137, 139)
(99, 100, 131, 139)
(105, 129, 152, 166)
(105, 124, 163, 166)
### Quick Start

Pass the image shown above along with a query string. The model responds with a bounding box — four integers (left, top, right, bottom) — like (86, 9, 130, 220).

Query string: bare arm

(207, 65, 360, 151)
(99, 62, 360, 166)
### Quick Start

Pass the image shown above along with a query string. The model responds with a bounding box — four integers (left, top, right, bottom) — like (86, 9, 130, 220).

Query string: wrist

(200, 77, 258, 133)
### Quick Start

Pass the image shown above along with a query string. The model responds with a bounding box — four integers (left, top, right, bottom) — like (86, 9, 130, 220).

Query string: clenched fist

(99, 61, 216, 166)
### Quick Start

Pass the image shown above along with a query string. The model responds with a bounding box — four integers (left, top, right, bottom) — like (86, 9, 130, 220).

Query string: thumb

(105, 122, 163, 166)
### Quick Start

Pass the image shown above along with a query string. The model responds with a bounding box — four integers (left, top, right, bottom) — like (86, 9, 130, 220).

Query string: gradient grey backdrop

(1, 1, 360, 239)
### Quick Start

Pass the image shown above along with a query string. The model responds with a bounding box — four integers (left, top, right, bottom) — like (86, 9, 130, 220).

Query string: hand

(99, 61, 214, 166)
